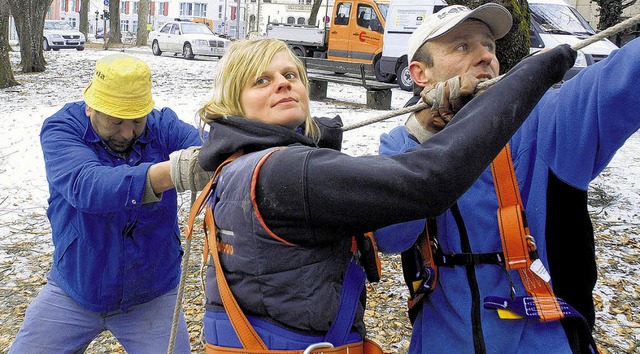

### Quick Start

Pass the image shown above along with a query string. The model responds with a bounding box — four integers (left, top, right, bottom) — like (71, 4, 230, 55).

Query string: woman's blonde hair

(198, 38, 320, 142)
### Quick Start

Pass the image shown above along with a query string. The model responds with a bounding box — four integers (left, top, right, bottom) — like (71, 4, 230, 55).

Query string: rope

(167, 193, 196, 354)
(342, 13, 640, 132)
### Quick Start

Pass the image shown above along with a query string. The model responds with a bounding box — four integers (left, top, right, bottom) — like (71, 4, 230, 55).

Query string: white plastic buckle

(303, 342, 334, 354)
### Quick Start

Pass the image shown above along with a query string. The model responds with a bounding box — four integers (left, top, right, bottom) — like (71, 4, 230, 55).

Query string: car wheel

(396, 60, 413, 91)
(374, 57, 395, 83)
(43, 38, 50, 51)
(183, 43, 194, 60)
(152, 40, 162, 56)
(76, 47, 85, 51)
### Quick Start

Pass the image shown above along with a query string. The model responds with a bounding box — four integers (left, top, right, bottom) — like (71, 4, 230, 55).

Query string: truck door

(349, 3, 385, 64)
(328, 1, 353, 62)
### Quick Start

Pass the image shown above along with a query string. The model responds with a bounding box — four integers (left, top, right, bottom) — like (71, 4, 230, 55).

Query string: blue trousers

(9, 281, 190, 354)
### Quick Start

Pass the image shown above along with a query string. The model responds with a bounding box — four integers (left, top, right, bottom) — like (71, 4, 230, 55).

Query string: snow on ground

(0, 46, 638, 353)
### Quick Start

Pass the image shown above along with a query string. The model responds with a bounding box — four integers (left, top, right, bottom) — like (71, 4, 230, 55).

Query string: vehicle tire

(76, 47, 85, 51)
(291, 46, 305, 57)
(374, 57, 395, 83)
(183, 43, 194, 60)
(152, 41, 162, 56)
(43, 38, 50, 51)
(396, 60, 413, 91)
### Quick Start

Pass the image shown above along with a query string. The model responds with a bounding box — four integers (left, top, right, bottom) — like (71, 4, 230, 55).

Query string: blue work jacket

(375, 38, 640, 353)
(40, 101, 201, 312)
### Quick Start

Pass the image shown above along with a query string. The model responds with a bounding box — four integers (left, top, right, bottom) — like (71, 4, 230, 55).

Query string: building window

(132, 20, 138, 32)
(133, 2, 139, 14)
(180, 3, 193, 16)
(287, 16, 295, 24)
(121, 19, 130, 32)
(194, 3, 207, 17)
(297, 17, 306, 25)
(121, 1, 127, 14)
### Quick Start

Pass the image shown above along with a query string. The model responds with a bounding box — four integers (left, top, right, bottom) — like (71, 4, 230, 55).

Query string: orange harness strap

(187, 150, 383, 353)
(490, 145, 564, 322)
(186, 151, 268, 350)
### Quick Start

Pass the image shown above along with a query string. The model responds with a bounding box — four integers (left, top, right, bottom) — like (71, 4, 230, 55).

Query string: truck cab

(327, 0, 391, 81)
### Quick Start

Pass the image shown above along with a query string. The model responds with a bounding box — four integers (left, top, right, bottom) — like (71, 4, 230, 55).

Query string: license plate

(67, 41, 78, 45)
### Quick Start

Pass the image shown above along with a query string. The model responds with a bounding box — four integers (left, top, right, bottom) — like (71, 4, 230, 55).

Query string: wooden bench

(302, 58, 396, 110)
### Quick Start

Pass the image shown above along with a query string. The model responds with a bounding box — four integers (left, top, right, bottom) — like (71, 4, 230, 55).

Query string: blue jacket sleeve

(531, 38, 640, 189)
(40, 104, 201, 213)
(374, 125, 426, 253)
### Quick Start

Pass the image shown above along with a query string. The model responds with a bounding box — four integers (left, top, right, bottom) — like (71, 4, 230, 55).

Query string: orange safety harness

(405, 144, 600, 351)
(185, 151, 384, 354)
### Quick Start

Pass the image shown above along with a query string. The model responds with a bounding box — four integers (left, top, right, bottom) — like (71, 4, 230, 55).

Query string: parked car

(43, 20, 85, 51)
(149, 20, 230, 59)
(96, 28, 109, 39)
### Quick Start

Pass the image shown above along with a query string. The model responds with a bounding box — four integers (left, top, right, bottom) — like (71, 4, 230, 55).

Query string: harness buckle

(303, 342, 334, 354)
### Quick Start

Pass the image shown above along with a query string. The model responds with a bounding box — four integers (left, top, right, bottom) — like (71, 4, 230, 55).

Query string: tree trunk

(443, 0, 530, 74)
(107, 0, 121, 48)
(79, 0, 89, 41)
(7, 0, 49, 73)
(0, 0, 19, 88)
(308, 0, 323, 27)
(136, 0, 150, 46)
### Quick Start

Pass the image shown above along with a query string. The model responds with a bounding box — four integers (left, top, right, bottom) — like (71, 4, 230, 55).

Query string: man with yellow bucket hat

(9, 54, 208, 353)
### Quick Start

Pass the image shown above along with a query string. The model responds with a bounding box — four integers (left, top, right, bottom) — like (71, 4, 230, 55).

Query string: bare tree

(136, 0, 150, 46)
(595, 0, 637, 45)
(0, 0, 18, 88)
(106, 0, 121, 48)
(445, 0, 530, 73)
(7, 0, 49, 73)
(79, 0, 89, 41)
(308, 0, 323, 27)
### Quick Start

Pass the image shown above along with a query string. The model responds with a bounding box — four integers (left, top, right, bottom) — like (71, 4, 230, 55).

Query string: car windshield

(45, 21, 74, 30)
(530, 3, 595, 35)
(181, 23, 213, 35)
(377, 4, 388, 20)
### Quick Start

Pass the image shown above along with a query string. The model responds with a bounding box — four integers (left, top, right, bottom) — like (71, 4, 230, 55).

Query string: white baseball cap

(407, 4, 513, 61)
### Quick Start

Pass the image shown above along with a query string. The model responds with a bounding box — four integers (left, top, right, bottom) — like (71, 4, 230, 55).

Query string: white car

(43, 20, 85, 51)
(149, 20, 230, 60)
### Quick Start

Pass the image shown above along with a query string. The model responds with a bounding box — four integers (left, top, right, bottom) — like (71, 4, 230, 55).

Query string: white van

(379, 0, 447, 91)
(381, 0, 618, 91)
(529, 0, 618, 83)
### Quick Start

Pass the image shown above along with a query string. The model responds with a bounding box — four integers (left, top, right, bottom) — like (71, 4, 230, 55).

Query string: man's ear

(408, 61, 432, 88)
(85, 105, 92, 117)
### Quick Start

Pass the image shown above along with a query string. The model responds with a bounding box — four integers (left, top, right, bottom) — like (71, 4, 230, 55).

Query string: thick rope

(168, 193, 196, 354)
(342, 13, 640, 132)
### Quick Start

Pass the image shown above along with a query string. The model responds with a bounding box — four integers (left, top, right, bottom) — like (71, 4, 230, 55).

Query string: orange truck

(266, 0, 393, 83)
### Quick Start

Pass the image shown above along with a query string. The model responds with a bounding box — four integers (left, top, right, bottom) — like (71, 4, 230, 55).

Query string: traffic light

(103, 10, 110, 20)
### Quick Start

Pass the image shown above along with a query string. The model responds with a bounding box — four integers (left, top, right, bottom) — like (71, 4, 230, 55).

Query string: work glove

(420, 73, 481, 130)
(169, 146, 212, 193)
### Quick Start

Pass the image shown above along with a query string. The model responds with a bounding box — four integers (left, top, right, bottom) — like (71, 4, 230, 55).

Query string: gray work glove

(169, 146, 212, 193)
(420, 73, 480, 130)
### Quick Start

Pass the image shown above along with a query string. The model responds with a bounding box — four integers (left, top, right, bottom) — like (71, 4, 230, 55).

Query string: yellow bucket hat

(83, 54, 155, 119)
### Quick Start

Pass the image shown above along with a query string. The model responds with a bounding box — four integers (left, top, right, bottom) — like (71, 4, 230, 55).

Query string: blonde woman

(195, 38, 575, 352)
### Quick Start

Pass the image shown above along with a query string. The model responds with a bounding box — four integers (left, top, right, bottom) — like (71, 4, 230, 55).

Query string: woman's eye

(285, 72, 297, 80)
(255, 77, 269, 86)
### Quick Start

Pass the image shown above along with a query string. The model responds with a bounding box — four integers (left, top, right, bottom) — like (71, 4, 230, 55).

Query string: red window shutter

(125, 2, 130, 14)
(64, 0, 69, 12)
(163, 3, 168, 16)
(75, 0, 80, 12)
(231, 7, 236, 20)
(150, 2, 155, 15)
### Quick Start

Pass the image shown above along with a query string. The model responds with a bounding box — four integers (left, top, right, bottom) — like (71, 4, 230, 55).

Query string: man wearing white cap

(375, 4, 640, 353)
(10, 54, 208, 353)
